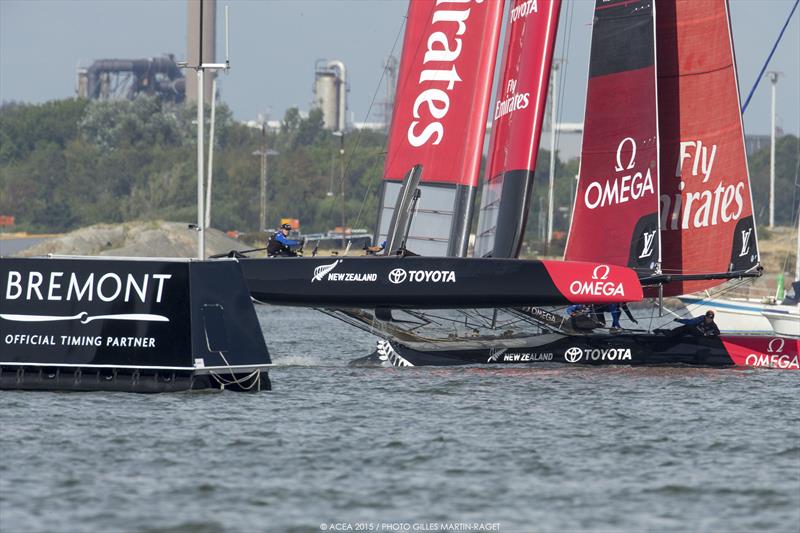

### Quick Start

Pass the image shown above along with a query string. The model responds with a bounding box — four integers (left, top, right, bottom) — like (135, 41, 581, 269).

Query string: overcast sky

(1, 0, 798, 136)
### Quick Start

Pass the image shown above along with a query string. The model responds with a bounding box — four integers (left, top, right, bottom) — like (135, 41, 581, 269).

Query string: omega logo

(768, 338, 785, 353)
(592, 265, 610, 280)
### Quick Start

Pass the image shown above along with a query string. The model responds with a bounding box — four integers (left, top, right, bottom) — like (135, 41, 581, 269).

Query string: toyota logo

(564, 347, 583, 363)
(388, 268, 407, 284)
(592, 264, 610, 280)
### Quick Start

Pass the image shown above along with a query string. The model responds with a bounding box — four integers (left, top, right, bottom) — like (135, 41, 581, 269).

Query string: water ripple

(1, 307, 798, 532)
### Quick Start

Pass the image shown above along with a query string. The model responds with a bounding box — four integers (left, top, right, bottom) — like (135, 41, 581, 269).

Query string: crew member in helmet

(267, 223, 303, 257)
(366, 239, 387, 255)
(671, 310, 720, 336)
(566, 304, 597, 331)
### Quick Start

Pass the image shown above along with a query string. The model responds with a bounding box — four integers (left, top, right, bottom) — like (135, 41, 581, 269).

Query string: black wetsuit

(671, 316, 720, 336)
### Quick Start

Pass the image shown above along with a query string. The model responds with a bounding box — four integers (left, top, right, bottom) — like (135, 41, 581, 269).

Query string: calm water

(1, 306, 798, 533)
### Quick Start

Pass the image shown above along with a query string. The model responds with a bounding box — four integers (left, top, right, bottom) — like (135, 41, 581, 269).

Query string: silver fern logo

(311, 260, 342, 282)
(376, 339, 413, 367)
(487, 348, 507, 363)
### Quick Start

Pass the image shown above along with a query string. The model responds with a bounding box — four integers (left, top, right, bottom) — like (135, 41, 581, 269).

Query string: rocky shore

(9, 221, 254, 258)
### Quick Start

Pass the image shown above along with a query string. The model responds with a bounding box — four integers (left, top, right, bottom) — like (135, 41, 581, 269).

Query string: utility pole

(340, 132, 346, 231)
(334, 131, 346, 232)
(767, 71, 781, 228)
(259, 122, 267, 232)
(796, 209, 800, 283)
(254, 119, 278, 233)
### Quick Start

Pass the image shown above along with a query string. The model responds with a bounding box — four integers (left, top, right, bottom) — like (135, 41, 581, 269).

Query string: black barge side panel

(0, 257, 271, 392)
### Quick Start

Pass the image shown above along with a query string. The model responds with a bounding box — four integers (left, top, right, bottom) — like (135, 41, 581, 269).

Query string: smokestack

(187, 0, 216, 104)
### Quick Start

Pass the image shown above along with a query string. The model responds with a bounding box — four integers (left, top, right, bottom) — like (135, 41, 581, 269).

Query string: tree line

(0, 97, 797, 239)
(0, 97, 386, 234)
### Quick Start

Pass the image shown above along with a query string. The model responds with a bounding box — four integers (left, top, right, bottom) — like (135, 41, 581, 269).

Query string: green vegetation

(1, 97, 797, 241)
(749, 135, 800, 227)
(521, 150, 579, 255)
(0, 97, 386, 234)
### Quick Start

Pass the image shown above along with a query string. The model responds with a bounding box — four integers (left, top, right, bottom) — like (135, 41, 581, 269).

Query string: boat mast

(547, 59, 560, 251)
(204, 77, 218, 230)
(197, 69, 205, 258)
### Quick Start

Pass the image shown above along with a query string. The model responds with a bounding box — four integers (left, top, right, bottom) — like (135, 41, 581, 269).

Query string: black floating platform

(1, 256, 272, 393)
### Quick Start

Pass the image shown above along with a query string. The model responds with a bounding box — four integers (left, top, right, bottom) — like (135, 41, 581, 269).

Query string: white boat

(763, 305, 800, 337)
(680, 213, 800, 337)
(678, 292, 798, 335)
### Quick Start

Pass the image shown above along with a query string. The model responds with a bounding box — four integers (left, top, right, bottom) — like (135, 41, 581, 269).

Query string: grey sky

(1, 0, 798, 136)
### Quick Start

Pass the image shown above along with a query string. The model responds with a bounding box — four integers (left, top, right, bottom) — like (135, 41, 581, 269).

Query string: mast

(197, 67, 205, 259)
(184, 1, 230, 259)
(547, 60, 559, 249)
(205, 77, 217, 229)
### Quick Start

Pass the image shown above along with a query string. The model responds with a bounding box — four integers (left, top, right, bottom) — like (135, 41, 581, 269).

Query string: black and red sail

(566, 0, 760, 295)
(655, 0, 759, 296)
(564, 0, 661, 275)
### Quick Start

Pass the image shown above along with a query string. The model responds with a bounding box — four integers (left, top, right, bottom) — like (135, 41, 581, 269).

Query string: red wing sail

(375, 0, 504, 256)
(656, 0, 759, 296)
(563, 0, 661, 275)
(473, 0, 562, 258)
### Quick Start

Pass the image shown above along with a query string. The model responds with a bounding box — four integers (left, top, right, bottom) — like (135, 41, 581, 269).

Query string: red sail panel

(375, 0, 504, 256)
(383, 0, 504, 187)
(564, 0, 661, 275)
(486, 0, 561, 177)
(474, 0, 561, 258)
(656, 0, 759, 296)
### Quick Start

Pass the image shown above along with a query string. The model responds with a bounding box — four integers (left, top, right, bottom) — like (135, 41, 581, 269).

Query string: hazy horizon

(1, 0, 798, 137)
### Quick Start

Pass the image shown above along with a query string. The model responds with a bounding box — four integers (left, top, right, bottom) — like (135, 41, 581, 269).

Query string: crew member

(592, 304, 609, 327)
(366, 239, 387, 255)
(267, 223, 303, 257)
(566, 304, 596, 331)
(671, 310, 720, 337)
(610, 303, 638, 330)
(566, 304, 586, 316)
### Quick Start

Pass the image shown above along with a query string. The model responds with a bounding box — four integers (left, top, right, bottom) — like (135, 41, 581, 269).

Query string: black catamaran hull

(239, 256, 643, 309)
(352, 334, 800, 370)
